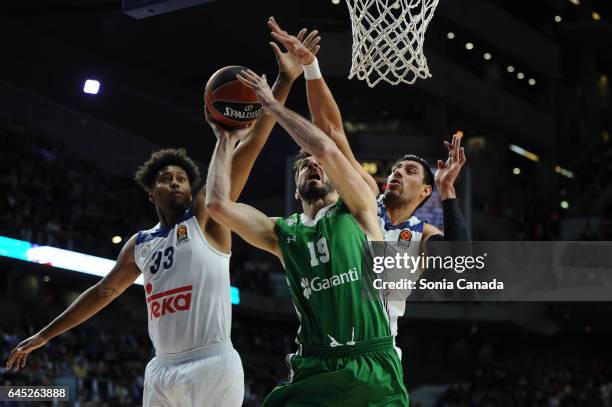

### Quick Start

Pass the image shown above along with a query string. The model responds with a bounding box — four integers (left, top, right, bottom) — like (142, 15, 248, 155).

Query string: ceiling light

(83, 79, 100, 95)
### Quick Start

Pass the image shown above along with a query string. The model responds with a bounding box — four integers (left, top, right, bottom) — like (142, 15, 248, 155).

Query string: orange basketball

(204, 66, 263, 129)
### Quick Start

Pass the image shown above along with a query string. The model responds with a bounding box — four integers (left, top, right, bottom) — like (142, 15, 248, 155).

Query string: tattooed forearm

(269, 104, 330, 157)
(99, 285, 118, 299)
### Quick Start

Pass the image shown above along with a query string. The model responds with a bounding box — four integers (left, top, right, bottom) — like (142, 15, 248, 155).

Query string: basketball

(204, 65, 263, 128)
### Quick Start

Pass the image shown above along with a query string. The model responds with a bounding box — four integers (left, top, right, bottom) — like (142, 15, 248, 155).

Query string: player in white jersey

(268, 18, 470, 356)
(5, 33, 316, 405)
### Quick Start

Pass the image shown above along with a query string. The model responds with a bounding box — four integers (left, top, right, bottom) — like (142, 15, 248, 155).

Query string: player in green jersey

(204, 69, 408, 405)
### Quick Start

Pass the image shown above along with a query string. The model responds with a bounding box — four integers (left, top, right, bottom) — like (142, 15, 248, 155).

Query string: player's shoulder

(115, 233, 140, 265)
(136, 208, 195, 245)
(422, 222, 442, 239)
(330, 197, 352, 216)
(275, 213, 300, 227)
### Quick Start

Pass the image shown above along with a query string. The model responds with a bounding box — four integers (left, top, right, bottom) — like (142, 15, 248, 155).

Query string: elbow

(313, 138, 339, 162)
(313, 118, 340, 138)
(204, 196, 226, 219)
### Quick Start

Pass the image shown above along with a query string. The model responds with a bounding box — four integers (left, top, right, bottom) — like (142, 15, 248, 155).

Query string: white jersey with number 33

(134, 208, 231, 357)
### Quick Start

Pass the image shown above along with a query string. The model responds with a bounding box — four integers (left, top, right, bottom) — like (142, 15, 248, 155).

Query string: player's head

(293, 150, 336, 202)
(134, 148, 201, 213)
(383, 154, 434, 210)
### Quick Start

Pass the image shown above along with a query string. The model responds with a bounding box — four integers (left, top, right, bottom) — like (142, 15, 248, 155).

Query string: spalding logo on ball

(204, 66, 264, 129)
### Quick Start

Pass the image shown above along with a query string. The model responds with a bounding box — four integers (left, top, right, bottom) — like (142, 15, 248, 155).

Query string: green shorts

(262, 337, 408, 407)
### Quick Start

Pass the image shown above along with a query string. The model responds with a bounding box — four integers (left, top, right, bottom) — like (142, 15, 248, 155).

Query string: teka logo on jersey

(145, 283, 192, 319)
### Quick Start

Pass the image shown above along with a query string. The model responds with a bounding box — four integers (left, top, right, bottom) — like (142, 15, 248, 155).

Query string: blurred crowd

(1, 321, 148, 406)
(0, 121, 152, 258)
(4, 314, 611, 406)
(437, 362, 612, 407)
(1, 314, 295, 406)
(0, 121, 277, 296)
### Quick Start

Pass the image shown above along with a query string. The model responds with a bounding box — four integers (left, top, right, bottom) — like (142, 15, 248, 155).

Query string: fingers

(6, 348, 17, 369)
(237, 69, 262, 83)
(6, 346, 25, 370)
(268, 16, 284, 35)
(271, 31, 293, 47)
(437, 160, 446, 169)
(297, 28, 307, 42)
(236, 70, 267, 91)
(204, 105, 213, 124)
(236, 70, 256, 85)
(303, 30, 319, 47)
(236, 73, 255, 89)
(304, 36, 321, 53)
(209, 120, 223, 133)
(459, 147, 466, 164)
(453, 134, 461, 161)
(269, 41, 283, 59)
(444, 140, 452, 153)
(312, 45, 321, 56)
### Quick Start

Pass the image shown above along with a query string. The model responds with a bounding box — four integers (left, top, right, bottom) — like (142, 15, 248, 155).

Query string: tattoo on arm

(100, 286, 118, 299)
(271, 105, 329, 155)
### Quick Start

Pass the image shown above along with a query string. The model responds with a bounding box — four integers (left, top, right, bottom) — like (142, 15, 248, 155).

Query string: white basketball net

(345, 0, 439, 87)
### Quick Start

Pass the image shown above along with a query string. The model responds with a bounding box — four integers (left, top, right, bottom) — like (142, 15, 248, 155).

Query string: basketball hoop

(345, 0, 440, 87)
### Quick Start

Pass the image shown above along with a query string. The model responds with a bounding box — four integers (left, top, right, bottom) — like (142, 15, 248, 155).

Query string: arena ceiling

(1, 0, 610, 170)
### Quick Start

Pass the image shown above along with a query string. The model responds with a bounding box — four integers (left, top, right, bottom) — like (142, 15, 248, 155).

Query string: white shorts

(143, 343, 244, 407)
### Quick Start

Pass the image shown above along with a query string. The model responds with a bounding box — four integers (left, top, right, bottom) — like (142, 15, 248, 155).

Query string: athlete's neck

(384, 199, 419, 226)
(301, 194, 338, 220)
(157, 206, 186, 229)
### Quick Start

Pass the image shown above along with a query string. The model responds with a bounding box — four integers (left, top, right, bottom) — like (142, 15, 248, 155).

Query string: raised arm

(226, 27, 319, 201)
(268, 17, 379, 196)
(193, 26, 320, 253)
(425, 132, 470, 243)
(204, 118, 282, 260)
(237, 70, 381, 240)
(6, 235, 141, 371)
(194, 74, 292, 220)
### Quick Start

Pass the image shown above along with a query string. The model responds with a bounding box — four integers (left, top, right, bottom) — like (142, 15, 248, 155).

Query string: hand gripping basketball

(236, 70, 278, 115)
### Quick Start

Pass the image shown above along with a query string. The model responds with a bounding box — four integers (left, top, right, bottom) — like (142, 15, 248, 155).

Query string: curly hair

(134, 148, 201, 191)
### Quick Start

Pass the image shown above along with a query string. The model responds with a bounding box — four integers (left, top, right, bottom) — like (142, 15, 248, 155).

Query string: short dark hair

(293, 149, 312, 183)
(395, 154, 435, 209)
(134, 148, 201, 191)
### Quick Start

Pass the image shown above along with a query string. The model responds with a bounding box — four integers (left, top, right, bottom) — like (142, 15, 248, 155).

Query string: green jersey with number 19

(275, 199, 390, 347)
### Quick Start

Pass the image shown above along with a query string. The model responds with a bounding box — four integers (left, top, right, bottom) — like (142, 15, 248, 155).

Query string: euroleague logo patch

(176, 224, 190, 245)
(399, 229, 412, 241)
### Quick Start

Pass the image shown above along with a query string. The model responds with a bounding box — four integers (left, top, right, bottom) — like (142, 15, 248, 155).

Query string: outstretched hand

(204, 106, 253, 144)
(6, 333, 48, 371)
(435, 132, 467, 199)
(236, 70, 278, 115)
(268, 16, 320, 66)
(270, 23, 321, 81)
